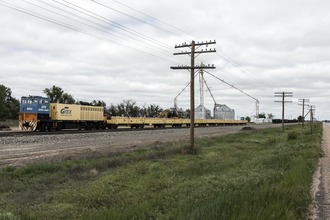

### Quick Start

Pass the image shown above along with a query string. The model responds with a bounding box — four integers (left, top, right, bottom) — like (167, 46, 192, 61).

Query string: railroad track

(0, 126, 194, 137)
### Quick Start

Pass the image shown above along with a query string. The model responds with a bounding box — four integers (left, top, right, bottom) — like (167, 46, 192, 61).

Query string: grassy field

(0, 124, 322, 220)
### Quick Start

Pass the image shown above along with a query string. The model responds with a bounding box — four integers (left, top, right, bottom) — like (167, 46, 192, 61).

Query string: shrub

(288, 131, 298, 141)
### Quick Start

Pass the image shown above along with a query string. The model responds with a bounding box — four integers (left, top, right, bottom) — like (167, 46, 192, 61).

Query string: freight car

(106, 117, 246, 129)
(18, 96, 247, 131)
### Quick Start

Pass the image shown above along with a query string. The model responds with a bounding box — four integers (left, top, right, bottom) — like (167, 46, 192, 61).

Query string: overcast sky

(0, 0, 329, 120)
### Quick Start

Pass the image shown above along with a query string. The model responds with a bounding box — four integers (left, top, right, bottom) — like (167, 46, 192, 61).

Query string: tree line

(0, 85, 20, 120)
(1, 84, 286, 121)
(43, 85, 169, 117)
(0, 85, 178, 120)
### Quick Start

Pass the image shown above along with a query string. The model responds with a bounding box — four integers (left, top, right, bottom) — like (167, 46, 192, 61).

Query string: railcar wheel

(40, 124, 46, 132)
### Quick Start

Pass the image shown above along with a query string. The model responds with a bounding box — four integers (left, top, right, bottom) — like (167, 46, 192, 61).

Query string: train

(18, 96, 248, 131)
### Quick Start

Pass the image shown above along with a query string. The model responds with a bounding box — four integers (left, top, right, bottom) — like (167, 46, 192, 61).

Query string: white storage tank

(195, 105, 212, 119)
(214, 104, 235, 120)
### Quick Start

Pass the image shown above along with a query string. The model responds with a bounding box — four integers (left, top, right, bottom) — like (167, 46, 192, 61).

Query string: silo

(214, 104, 235, 120)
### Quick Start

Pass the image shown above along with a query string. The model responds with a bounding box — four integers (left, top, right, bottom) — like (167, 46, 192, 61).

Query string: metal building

(195, 104, 212, 119)
(214, 104, 235, 120)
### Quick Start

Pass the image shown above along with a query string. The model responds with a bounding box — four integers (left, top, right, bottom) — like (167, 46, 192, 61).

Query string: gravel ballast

(0, 124, 281, 167)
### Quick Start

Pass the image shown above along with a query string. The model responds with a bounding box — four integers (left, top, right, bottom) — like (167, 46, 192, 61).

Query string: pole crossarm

(173, 49, 216, 55)
(171, 65, 215, 70)
(174, 40, 216, 48)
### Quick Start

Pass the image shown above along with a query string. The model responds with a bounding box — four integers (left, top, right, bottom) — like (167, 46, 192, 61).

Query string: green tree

(258, 113, 266, 118)
(297, 115, 303, 122)
(245, 116, 251, 122)
(61, 93, 75, 104)
(140, 104, 163, 117)
(0, 85, 19, 120)
(267, 113, 275, 119)
(115, 99, 140, 117)
(107, 104, 118, 116)
(91, 100, 106, 107)
(43, 85, 75, 104)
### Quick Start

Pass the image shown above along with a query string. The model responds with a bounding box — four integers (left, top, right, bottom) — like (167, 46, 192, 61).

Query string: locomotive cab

(18, 96, 50, 131)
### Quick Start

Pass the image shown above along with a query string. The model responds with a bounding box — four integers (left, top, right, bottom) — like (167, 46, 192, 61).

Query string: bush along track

(0, 124, 322, 220)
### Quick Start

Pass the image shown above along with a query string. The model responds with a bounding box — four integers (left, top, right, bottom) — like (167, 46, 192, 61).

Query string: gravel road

(0, 124, 281, 168)
(311, 123, 330, 219)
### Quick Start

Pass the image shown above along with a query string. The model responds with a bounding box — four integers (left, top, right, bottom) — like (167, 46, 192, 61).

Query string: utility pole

(309, 105, 315, 134)
(274, 92, 293, 131)
(171, 40, 216, 150)
(298, 98, 309, 128)
(199, 68, 205, 119)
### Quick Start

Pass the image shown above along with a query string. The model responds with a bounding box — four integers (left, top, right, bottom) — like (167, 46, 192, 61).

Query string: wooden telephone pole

(171, 40, 216, 149)
(274, 92, 293, 131)
(298, 98, 309, 128)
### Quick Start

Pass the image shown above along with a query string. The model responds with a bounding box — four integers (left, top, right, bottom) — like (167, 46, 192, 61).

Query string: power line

(64, 0, 274, 91)
(110, 0, 193, 38)
(0, 0, 179, 64)
(44, 0, 183, 60)
(216, 52, 274, 89)
(96, 0, 271, 91)
(3, 0, 279, 93)
(47, 0, 188, 63)
(58, 0, 176, 51)
(91, 0, 184, 38)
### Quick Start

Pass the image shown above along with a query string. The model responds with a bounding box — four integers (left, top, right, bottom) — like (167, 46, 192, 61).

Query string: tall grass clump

(0, 123, 322, 219)
(288, 130, 298, 140)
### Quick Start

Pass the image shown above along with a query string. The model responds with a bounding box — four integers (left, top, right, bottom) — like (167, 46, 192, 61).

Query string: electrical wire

(91, 0, 187, 39)
(2, 0, 277, 93)
(110, 0, 193, 38)
(216, 51, 274, 89)
(0, 0, 180, 64)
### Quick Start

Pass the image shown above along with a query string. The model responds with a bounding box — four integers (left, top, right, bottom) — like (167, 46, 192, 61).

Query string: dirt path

(311, 123, 330, 219)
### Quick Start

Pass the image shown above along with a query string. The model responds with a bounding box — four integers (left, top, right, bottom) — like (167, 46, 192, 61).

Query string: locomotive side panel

(50, 103, 81, 121)
(80, 106, 104, 121)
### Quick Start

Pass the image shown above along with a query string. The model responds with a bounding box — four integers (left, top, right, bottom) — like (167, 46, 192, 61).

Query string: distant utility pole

(298, 98, 309, 128)
(274, 92, 293, 131)
(309, 105, 316, 134)
(171, 40, 216, 150)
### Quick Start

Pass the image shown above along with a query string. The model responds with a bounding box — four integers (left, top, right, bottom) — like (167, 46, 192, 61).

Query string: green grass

(0, 124, 323, 219)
